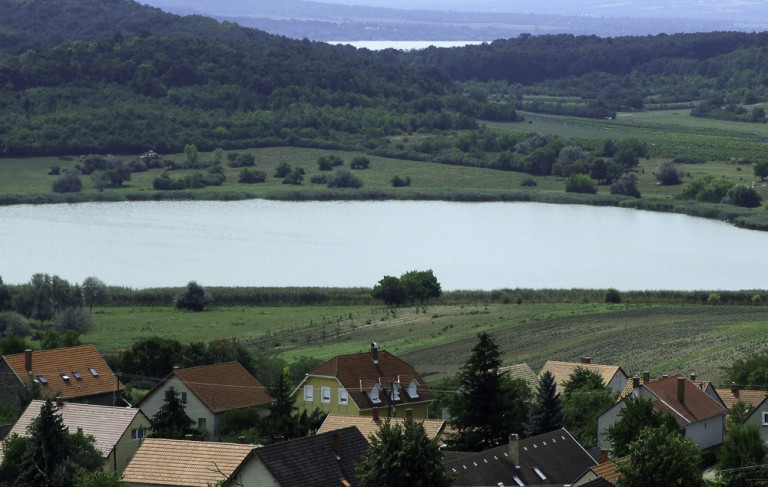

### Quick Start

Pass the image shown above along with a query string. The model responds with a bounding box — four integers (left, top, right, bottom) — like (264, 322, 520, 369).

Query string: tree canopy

(717, 422, 768, 487)
(356, 418, 456, 487)
(148, 386, 199, 439)
(371, 270, 441, 306)
(526, 370, 564, 437)
(616, 426, 704, 487)
(447, 332, 531, 451)
(605, 395, 679, 457)
(561, 367, 616, 448)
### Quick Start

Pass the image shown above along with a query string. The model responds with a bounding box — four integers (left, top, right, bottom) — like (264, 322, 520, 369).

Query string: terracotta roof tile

(121, 438, 258, 487)
(309, 348, 434, 410)
(317, 414, 446, 442)
(140, 362, 274, 413)
(500, 363, 539, 390)
(591, 456, 626, 483)
(2, 345, 122, 400)
(645, 375, 726, 425)
(540, 360, 626, 394)
(714, 387, 768, 411)
(8, 400, 146, 458)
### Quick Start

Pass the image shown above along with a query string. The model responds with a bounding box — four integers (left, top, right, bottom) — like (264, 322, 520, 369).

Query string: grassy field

(84, 301, 768, 387)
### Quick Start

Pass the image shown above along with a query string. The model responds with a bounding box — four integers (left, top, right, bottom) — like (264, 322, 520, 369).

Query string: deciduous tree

(717, 422, 768, 487)
(176, 281, 209, 312)
(82, 276, 109, 313)
(616, 426, 704, 487)
(605, 395, 678, 457)
(371, 276, 406, 306)
(561, 367, 616, 448)
(356, 418, 456, 487)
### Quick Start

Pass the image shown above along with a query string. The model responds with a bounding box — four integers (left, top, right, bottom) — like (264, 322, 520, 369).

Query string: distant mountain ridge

(141, 0, 768, 40)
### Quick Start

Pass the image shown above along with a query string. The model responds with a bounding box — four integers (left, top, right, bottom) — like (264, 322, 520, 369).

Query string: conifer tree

(526, 370, 564, 437)
(148, 386, 198, 439)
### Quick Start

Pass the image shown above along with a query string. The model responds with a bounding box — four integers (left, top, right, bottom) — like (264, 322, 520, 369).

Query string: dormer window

(369, 383, 382, 404)
(391, 382, 400, 401)
(408, 378, 419, 398)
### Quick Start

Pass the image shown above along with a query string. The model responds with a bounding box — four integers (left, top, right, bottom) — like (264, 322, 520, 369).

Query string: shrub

(282, 168, 304, 185)
(274, 162, 292, 178)
(227, 152, 256, 168)
(565, 173, 597, 194)
(52, 170, 83, 193)
(350, 156, 370, 169)
(610, 172, 641, 198)
(54, 306, 94, 334)
(521, 178, 537, 187)
(752, 294, 763, 305)
(48, 165, 61, 175)
(0, 311, 31, 337)
(392, 175, 411, 187)
(604, 288, 622, 303)
(655, 161, 683, 185)
(327, 168, 363, 189)
(310, 174, 327, 184)
(238, 168, 266, 184)
(707, 292, 721, 305)
(176, 281, 209, 312)
(725, 185, 762, 208)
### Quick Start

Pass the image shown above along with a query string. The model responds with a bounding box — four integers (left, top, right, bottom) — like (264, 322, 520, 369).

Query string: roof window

(61, 373, 70, 381)
(512, 476, 525, 486)
(533, 467, 547, 481)
(37, 375, 48, 384)
(89, 368, 99, 377)
(72, 371, 82, 380)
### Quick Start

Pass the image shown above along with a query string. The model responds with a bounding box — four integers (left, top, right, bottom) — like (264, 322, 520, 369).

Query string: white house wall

(682, 415, 725, 450)
(597, 401, 626, 451)
(138, 377, 215, 438)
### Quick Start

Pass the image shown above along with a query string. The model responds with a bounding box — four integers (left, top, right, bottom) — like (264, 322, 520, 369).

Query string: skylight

(37, 375, 48, 384)
(533, 467, 547, 481)
(72, 371, 82, 380)
(61, 373, 70, 381)
(89, 368, 99, 377)
(512, 476, 525, 486)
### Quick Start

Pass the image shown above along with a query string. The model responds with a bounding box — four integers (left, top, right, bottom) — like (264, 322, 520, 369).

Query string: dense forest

(0, 0, 767, 158)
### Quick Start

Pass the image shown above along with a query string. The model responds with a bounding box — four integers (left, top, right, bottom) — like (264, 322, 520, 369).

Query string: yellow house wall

(295, 377, 360, 415)
(107, 413, 152, 473)
(357, 401, 431, 419)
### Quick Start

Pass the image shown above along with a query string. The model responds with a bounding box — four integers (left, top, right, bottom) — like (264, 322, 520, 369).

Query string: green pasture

(82, 301, 768, 386)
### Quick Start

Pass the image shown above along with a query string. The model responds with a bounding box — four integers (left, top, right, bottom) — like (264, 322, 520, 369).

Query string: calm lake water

(1, 200, 766, 291)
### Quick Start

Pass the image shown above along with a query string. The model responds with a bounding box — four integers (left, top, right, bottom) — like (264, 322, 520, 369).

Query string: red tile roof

(2, 345, 122, 400)
(309, 347, 434, 410)
(142, 362, 274, 413)
(714, 387, 768, 411)
(644, 375, 726, 425)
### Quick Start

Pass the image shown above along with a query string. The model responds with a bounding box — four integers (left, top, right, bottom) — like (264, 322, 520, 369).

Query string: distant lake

(1, 200, 766, 291)
(328, 40, 485, 50)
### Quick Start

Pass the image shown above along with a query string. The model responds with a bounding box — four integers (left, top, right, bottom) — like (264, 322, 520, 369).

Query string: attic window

(408, 378, 419, 398)
(338, 389, 348, 405)
(321, 386, 331, 403)
(72, 371, 82, 380)
(533, 467, 547, 481)
(391, 383, 400, 401)
(512, 476, 525, 486)
(304, 385, 314, 402)
(61, 373, 70, 381)
(89, 368, 99, 377)
(37, 375, 48, 384)
(369, 384, 382, 404)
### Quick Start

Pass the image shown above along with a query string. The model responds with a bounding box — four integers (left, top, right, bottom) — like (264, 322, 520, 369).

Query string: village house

(443, 427, 597, 486)
(291, 342, 435, 419)
(539, 357, 629, 395)
(597, 374, 727, 452)
(6, 399, 150, 473)
(0, 345, 124, 407)
(499, 363, 540, 393)
(740, 393, 768, 443)
(121, 438, 260, 487)
(135, 361, 274, 438)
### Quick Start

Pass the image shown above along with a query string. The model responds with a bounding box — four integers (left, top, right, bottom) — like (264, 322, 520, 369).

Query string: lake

(328, 41, 485, 51)
(1, 200, 766, 291)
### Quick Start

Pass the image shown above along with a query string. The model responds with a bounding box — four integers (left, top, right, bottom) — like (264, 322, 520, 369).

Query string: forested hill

(0, 0, 504, 156)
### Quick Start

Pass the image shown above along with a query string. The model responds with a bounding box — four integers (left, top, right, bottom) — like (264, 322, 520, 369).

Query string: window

(533, 466, 547, 481)
(72, 371, 82, 380)
(391, 383, 400, 401)
(89, 368, 99, 377)
(369, 384, 382, 404)
(762, 412, 768, 425)
(338, 389, 348, 405)
(131, 428, 144, 441)
(37, 375, 47, 384)
(181, 392, 187, 403)
(198, 418, 206, 430)
(408, 378, 419, 398)
(304, 385, 314, 401)
(61, 373, 70, 381)
(321, 386, 331, 403)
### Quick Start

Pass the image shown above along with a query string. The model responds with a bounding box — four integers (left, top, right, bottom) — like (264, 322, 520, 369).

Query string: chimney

(237, 436, 246, 444)
(580, 357, 591, 364)
(509, 434, 520, 465)
(690, 372, 696, 382)
(632, 376, 640, 389)
(371, 342, 378, 364)
(332, 432, 341, 459)
(372, 408, 379, 422)
(25, 349, 32, 372)
(184, 434, 195, 441)
(731, 382, 739, 398)
(601, 450, 609, 463)
(677, 377, 685, 404)
(55, 396, 63, 408)
(643, 371, 650, 383)
(406, 408, 413, 419)
(273, 435, 283, 444)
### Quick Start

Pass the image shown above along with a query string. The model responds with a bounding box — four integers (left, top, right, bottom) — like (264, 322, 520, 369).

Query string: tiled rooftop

(317, 413, 446, 442)
(540, 360, 625, 394)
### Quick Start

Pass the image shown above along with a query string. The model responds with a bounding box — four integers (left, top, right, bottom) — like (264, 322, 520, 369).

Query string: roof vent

(371, 342, 379, 364)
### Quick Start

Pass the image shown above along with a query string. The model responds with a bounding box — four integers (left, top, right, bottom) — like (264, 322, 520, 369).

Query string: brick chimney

(632, 376, 640, 389)
(509, 434, 520, 465)
(370, 342, 379, 364)
(601, 450, 609, 463)
(332, 432, 340, 459)
(372, 408, 379, 422)
(237, 436, 246, 444)
(25, 349, 32, 372)
(643, 371, 650, 383)
(690, 372, 696, 382)
(580, 357, 591, 364)
(677, 377, 685, 404)
(731, 382, 739, 398)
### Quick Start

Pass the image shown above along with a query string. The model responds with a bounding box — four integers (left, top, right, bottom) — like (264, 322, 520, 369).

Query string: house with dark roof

(122, 438, 260, 487)
(540, 358, 629, 395)
(443, 428, 597, 486)
(597, 374, 727, 452)
(291, 342, 435, 419)
(7, 400, 150, 473)
(0, 345, 123, 407)
(249, 426, 368, 486)
(135, 362, 274, 438)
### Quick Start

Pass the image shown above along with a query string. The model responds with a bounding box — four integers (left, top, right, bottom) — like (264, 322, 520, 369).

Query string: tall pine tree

(448, 332, 531, 451)
(148, 386, 198, 439)
(526, 370, 564, 437)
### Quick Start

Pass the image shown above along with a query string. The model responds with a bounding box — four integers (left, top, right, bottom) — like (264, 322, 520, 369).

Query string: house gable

(540, 359, 628, 395)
